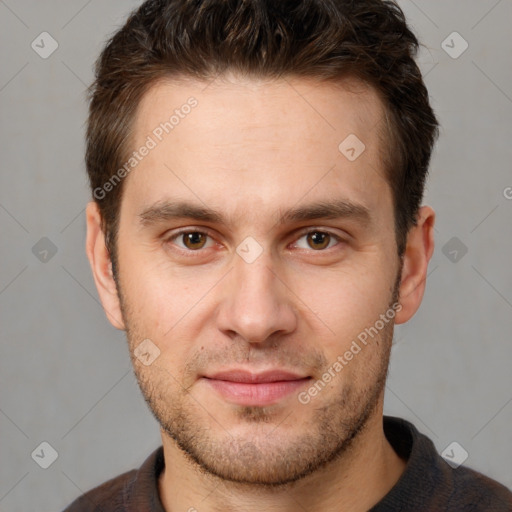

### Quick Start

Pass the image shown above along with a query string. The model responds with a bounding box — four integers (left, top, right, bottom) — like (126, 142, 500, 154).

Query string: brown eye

(181, 232, 208, 250)
(306, 231, 331, 250)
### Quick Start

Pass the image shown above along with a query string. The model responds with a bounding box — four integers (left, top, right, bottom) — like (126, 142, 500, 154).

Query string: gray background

(1, 1, 511, 510)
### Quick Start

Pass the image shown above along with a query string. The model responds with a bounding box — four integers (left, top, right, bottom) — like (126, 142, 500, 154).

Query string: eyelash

(164, 227, 346, 256)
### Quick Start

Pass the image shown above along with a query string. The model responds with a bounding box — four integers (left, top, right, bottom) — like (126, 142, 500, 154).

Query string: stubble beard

(116, 275, 399, 488)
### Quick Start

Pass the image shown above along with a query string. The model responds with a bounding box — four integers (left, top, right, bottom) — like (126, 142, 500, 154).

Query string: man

(64, 0, 512, 510)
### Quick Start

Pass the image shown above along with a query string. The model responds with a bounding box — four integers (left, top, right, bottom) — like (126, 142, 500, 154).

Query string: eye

(165, 228, 345, 255)
(293, 230, 343, 251)
(167, 230, 216, 251)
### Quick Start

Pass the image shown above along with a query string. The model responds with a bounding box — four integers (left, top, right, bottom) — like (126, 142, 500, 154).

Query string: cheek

(292, 262, 394, 342)
(119, 251, 195, 330)
(121, 267, 216, 373)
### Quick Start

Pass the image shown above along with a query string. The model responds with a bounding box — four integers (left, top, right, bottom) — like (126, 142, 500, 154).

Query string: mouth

(201, 369, 312, 406)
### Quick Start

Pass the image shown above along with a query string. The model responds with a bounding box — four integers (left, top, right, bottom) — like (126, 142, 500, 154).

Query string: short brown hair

(87, 0, 439, 270)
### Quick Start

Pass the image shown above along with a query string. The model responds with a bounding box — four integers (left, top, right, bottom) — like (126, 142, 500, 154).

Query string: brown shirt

(63, 416, 512, 511)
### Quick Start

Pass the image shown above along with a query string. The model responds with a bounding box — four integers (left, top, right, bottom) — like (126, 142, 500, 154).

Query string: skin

(86, 74, 435, 512)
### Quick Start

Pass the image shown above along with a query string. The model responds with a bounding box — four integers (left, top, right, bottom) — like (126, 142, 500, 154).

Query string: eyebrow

(138, 198, 372, 228)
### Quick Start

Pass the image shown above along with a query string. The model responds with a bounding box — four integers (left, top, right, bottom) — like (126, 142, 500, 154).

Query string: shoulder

(62, 446, 165, 511)
(379, 416, 512, 511)
(448, 464, 512, 511)
(62, 469, 137, 511)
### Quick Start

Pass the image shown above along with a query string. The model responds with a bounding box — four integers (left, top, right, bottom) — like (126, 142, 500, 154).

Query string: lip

(205, 369, 308, 383)
(202, 369, 311, 406)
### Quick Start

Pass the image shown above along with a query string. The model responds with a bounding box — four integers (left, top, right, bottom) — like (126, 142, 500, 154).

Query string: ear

(394, 205, 435, 325)
(85, 201, 126, 330)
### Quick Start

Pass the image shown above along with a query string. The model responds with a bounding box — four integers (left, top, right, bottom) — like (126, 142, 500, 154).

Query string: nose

(215, 250, 298, 344)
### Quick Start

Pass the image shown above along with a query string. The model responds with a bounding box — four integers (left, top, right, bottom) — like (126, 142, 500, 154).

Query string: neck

(158, 405, 407, 512)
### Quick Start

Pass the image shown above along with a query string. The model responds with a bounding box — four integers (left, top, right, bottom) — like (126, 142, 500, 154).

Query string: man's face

(113, 75, 402, 485)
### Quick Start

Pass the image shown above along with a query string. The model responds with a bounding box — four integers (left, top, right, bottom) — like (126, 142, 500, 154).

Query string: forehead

(121, 74, 392, 231)
(135, 74, 385, 149)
